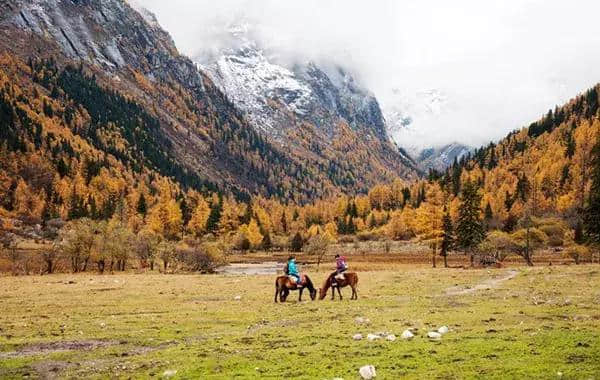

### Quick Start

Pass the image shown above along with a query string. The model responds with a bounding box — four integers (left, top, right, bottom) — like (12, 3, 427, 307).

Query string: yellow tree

(188, 197, 210, 237)
(245, 218, 263, 249)
(414, 183, 445, 267)
(147, 182, 182, 240)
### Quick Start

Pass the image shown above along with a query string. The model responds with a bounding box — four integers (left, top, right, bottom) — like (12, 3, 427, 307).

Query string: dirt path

(0, 340, 117, 359)
(445, 269, 519, 296)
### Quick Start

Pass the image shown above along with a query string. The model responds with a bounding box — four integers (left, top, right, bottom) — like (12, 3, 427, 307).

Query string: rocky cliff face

(0, 0, 416, 201)
(416, 143, 472, 172)
(200, 25, 402, 154)
(2, 0, 204, 93)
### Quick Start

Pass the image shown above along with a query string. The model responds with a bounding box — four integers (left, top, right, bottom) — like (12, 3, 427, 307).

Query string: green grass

(0, 265, 599, 379)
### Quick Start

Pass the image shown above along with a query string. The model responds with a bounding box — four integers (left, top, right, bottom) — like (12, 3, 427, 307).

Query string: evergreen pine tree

(451, 159, 462, 196)
(261, 232, 272, 251)
(281, 211, 288, 233)
(136, 193, 147, 216)
(583, 137, 600, 244)
(456, 181, 485, 266)
(440, 208, 454, 268)
(290, 232, 304, 252)
(206, 201, 222, 233)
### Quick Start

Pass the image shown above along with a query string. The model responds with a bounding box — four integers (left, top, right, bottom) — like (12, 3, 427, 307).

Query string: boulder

(359, 365, 376, 379)
(386, 334, 397, 342)
(353, 334, 363, 341)
(401, 330, 414, 340)
(366, 334, 380, 341)
(427, 331, 442, 341)
(438, 326, 449, 334)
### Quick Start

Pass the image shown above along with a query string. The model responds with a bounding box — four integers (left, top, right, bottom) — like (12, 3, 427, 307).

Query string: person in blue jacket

(286, 255, 302, 287)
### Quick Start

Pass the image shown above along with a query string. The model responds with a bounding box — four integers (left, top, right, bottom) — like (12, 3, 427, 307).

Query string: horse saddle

(335, 273, 345, 281)
(289, 275, 305, 287)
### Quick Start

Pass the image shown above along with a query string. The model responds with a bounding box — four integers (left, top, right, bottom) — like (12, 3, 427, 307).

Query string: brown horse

(319, 272, 358, 300)
(274, 274, 317, 303)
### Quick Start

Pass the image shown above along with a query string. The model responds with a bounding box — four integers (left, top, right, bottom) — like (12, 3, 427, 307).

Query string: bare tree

(305, 234, 330, 270)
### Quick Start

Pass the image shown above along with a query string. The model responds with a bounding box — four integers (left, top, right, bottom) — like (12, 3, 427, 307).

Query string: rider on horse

(331, 254, 348, 286)
(286, 255, 302, 287)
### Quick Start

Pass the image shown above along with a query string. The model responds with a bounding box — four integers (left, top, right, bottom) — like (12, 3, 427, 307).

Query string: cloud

(137, 0, 600, 148)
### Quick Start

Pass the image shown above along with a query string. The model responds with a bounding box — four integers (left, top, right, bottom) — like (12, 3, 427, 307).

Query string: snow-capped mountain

(381, 88, 469, 170)
(197, 24, 416, 181)
(417, 143, 472, 172)
(198, 24, 390, 143)
(383, 88, 450, 152)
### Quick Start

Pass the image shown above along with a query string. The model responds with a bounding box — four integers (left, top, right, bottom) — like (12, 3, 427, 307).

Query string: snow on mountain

(417, 143, 472, 172)
(383, 88, 450, 151)
(198, 24, 389, 142)
(200, 34, 312, 135)
(381, 88, 470, 170)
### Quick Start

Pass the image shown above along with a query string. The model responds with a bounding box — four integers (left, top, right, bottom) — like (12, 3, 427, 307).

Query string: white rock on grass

(386, 334, 397, 342)
(366, 333, 380, 341)
(162, 369, 177, 378)
(355, 317, 370, 324)
(427, 331, 442, 341)
(401, 330, 414, 340)
(438, 326, 449, 335)
(359, 365, 377, 379)
(353, 334, 363, 341)
(234, 295, 242, 301)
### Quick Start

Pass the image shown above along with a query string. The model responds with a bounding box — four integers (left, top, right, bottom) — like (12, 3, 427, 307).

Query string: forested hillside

(0, 0, 416, 207)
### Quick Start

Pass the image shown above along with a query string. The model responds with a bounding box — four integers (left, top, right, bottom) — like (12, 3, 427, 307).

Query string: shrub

(357, 231, 377, 242)
(564, 244, 591, 264)
(233, 232, 250, 252)
(338, 235, 356, 244)
(176, 243, 226, 272)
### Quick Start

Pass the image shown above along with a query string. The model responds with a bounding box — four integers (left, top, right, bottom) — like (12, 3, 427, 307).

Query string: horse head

(310, 287, 317, 300)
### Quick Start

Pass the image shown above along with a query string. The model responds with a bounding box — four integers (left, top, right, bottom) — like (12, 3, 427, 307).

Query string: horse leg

(298, 288, 303, 302)
(351, 285, 357, 300)
(337, 286, 343, 300)
(331, 286, 335, 300)
(274, 284, 280, 303)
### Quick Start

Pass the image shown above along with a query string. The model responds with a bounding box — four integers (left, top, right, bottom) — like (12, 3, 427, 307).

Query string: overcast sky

(136, 0, 600, 149)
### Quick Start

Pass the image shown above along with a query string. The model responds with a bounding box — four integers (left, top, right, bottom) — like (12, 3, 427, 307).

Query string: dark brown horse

(274, 274, 317, 303)
(319, 272, 358, 300)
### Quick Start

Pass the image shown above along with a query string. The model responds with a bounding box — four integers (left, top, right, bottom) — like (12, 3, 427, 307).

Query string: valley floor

(0, 266, 599, 379)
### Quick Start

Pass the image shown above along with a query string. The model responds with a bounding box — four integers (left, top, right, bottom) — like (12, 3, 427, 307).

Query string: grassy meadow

(0, 264, 599, 379)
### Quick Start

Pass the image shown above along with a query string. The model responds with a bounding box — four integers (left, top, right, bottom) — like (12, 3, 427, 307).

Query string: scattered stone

(332, 378, 344, 380)
(355, 317, 370, 324)
(359, 365, 376, 379)
(162, 369, 177, 378)
(366, 334, 380, 341)
(353, 334, 363, 341)
(427, 331, 442, 341)
(401, 330, 414, 340)
(438, 326, 449, 335)
(100, 322, 106, 328)
(386, 334, 396, 342)
(234, 295, 242, 301)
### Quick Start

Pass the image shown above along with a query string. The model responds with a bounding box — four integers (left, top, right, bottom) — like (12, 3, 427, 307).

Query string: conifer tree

(136, 193, 147, 216)
(280, 211, 288, 233)
(290, 232, 303, 252)
(456, 181, 485, 266)
(440, 208, 454, 268)
(583, 137, 600, 244)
